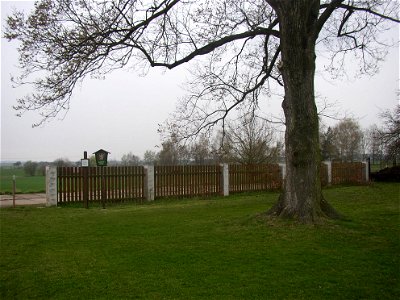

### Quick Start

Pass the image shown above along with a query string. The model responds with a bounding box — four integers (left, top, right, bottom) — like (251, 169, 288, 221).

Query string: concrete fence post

(279, 163, 286, 181)
(220, 164, 229, 196)
(363, 161, 370, 182)
(144, 165, 155, 201)
(46, 166, 58, 207)
(324, 161, 332, 186)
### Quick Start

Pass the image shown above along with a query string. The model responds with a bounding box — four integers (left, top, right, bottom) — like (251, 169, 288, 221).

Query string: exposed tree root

(266, 193, 344, 224)
(320, 194, 344, 220)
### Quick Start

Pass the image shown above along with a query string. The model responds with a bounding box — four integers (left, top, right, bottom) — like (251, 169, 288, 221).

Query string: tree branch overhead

(4, 0, 398, 126)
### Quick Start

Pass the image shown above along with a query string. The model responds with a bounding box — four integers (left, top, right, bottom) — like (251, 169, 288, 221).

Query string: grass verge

(0, 183, 399, 299)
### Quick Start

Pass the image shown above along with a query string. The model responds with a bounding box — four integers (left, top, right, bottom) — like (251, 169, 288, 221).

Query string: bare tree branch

(3, 0, 399, 130)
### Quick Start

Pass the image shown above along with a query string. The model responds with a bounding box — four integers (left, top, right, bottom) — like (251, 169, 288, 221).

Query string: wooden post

(82, 167, 89, 209)
(12, 175, 16, 208)
(101, 167, 106, 209)
(82, 151, 89, 209)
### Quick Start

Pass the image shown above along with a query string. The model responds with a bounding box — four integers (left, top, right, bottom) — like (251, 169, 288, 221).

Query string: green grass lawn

(0, 168, 45, 194)
(0, 183, 399, 299)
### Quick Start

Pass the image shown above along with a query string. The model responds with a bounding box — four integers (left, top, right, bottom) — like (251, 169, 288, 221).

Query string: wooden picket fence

(57, 166, 145, 204)
(155, 165, 222, 198)
(332, 162, 366, 185)
(229, 164, 282, 192)
(56, 162, 368, 204)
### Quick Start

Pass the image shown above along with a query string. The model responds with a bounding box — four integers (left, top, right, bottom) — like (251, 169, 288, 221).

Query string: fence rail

(54, 161, 369, 205)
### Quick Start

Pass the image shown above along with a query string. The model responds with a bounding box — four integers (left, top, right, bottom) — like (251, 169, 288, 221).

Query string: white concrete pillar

(363, 161, 370, 182)
(144, 165, 155, 201)
(46, 166, 58, 206)
(220, 164, 229, 196)
(279, 163, 286, 181)
(324, 161, 332, 186)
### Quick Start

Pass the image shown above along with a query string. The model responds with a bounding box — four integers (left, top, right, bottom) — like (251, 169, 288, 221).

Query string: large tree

(4, 0, 399, 223)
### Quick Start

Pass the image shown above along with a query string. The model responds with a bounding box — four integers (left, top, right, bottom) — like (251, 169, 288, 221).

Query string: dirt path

(0, 193, 47, 208)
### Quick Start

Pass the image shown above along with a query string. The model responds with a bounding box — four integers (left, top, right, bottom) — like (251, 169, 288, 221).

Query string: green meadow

(0, 168, 45, 194)
(0, 183, 398, 299)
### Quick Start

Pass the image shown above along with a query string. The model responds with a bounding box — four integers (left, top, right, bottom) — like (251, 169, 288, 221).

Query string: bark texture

(267, 0, 341, 223)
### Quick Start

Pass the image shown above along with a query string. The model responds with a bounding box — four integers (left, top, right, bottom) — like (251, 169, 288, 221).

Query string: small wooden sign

(93, 149, 110, 167)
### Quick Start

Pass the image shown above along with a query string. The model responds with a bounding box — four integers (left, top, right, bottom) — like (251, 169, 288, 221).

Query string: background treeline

(320, 105, 399, 166)
(6, 105, 399, 175)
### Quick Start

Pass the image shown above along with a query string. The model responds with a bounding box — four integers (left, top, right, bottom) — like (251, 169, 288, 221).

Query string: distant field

(0, 168, 45, 194)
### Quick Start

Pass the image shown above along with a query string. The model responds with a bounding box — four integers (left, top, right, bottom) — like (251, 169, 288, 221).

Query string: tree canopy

(4, 0, 398, 128)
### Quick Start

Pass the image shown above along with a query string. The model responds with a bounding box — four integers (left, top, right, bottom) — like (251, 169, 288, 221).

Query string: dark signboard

(93, 149, 110, 167)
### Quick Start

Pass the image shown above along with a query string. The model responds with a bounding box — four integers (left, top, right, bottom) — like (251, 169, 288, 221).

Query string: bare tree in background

(23, 161, 38, 176)
(331, 118, 363, 162)
(157, 135, 189, 165)
(377, 105, 400, 165)
(221, 115, 282, 164)
(190, 134, 214, 165)
(320, 126, 337, 161)
(121, 152, 141, 166)
(4, 0, 399, 223)
(143, 150, 158, 165)
(367, 124, 385, 165)
(52, 158, 73, 167)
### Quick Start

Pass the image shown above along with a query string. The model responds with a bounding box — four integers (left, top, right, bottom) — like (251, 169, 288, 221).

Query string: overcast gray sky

(1, 1, 399, 162)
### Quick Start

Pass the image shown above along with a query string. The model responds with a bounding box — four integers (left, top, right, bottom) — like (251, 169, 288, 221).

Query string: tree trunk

(267, 0, 341, 223)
